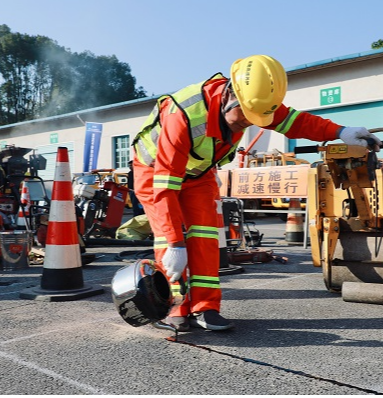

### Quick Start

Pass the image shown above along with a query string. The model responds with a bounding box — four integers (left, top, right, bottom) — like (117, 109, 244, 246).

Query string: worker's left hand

(162, 247, 188, 283)
(339, 127, 382, 151)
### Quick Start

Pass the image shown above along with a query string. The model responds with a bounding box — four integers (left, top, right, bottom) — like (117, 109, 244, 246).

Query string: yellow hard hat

(230, 55, 287, 127)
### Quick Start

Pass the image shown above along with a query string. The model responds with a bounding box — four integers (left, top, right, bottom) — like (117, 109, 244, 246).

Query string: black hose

(114, 249, 154, 262)
(84, 238, 154, 247)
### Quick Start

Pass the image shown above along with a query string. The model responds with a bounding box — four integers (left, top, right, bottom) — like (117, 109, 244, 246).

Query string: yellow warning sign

(230, 164, 310, 198)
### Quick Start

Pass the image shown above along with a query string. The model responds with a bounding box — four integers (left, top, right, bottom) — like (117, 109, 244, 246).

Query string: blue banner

(83, 122, 102, 172)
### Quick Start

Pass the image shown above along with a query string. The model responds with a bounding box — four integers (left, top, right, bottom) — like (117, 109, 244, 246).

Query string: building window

(114, 135, 130, 168)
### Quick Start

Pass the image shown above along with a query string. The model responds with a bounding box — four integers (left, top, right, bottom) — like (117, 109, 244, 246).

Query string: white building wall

(0, 101, 154, 174)
(286, 60, 383, 110)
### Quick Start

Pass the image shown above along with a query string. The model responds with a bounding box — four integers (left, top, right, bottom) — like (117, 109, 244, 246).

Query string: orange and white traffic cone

(20, 146, 104, 301)
(285, 199, 304, 244)
(16, 181, 31, 230)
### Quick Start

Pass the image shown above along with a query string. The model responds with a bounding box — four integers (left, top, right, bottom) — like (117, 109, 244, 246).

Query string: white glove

(339, 127, 382, 152)
(162, 247, 188, 283)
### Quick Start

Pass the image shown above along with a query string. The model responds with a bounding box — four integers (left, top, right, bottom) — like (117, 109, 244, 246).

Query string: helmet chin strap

(221, 79, 240, 115)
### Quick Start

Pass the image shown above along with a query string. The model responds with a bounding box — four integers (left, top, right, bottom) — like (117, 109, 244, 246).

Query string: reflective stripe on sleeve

(275, 107, 301, 135)
(154, 236, 168, 250)
(153, 175, 183, 190)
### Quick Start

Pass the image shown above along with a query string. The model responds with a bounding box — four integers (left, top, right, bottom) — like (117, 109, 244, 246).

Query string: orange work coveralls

(133, 76, 341, 317)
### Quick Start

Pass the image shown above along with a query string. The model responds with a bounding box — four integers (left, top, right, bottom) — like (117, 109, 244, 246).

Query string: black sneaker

(189, 310, 235, 331)
(152, 316, 190, 332)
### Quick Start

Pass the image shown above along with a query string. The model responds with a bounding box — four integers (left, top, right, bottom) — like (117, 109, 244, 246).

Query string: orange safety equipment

(230, 55, 287, 127)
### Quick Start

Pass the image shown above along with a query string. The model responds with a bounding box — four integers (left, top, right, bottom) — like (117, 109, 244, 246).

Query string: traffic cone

(20, 147, 104, 301)
(285, 199, 304, 244)
(16, 181, 31, 230)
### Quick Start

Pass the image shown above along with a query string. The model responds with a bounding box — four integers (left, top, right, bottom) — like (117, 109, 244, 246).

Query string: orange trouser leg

(179, 174, 221, 315)
(134, 161, 221, 317)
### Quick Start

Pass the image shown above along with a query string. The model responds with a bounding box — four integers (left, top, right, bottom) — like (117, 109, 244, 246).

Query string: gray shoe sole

(152, 321, 177, 332)
(189, 318, 235, 331)
(152, 320, 190, 332)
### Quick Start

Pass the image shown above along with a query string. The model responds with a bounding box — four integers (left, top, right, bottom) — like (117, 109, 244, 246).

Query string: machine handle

(366, 137, 383, 149)
(91, 168, 115, 172)
(178, 277, 187, 296)
(368, 127, 383, 134)
(294, 145, 320, 154)
(293, 128, 383, 155)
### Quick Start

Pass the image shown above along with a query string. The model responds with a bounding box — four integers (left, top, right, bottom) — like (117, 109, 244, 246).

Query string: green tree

(0, 27, 61, 123)
(65, 51, 146, 112)
(0, 24, 146, 125)
(371, 39, 383, 49)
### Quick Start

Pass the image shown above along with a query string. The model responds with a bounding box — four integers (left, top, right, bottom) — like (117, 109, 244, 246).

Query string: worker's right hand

(162, 247, 188, 283)
(339, 127, 382, 151)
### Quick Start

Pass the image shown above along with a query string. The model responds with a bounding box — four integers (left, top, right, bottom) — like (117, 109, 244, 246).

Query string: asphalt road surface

(1, 216, 383, 395)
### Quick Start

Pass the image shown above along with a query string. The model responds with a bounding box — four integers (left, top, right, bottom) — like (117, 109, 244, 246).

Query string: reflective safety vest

(133, 73, 240, 178)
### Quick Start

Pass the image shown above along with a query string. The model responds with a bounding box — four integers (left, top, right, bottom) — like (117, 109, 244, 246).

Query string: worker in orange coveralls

(132, 55, 382, 332)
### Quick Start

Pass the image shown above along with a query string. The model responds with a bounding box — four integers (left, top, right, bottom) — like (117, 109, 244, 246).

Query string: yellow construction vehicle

(299, 128, 383, 303)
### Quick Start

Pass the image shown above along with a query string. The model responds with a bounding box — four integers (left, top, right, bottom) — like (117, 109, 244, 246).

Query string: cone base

(285, 232, 304, 243)
(19, 283, 104, 302)
(219, 265, 244, 276)
(219, 247, 244, 275)
(41, 267, 84, 290)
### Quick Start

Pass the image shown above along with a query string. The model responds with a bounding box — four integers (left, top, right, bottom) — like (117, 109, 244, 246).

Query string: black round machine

(111, 259, 174, 327)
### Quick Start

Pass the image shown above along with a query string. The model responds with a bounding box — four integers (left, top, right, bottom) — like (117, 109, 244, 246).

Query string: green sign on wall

(50, 133, 59, 144)
(320, 87, 341, 106)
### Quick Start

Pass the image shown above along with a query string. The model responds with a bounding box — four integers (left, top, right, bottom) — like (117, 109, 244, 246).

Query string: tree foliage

(0, 24, 146, 125)
(371, 39, 383, 49)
